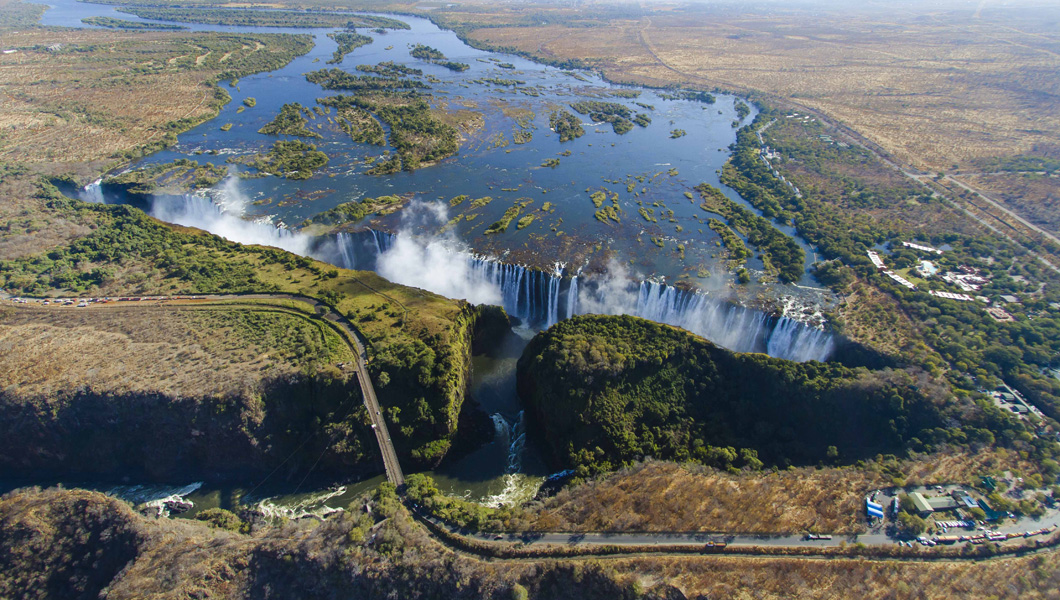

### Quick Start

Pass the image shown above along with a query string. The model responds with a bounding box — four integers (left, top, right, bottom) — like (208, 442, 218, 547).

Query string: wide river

(17, 0, 834, 518)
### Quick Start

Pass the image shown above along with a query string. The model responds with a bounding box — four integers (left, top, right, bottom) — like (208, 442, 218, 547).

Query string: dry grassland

(522, 450, 1032, 536)
(527, 461, 878, 534)
(956, 172, 1060, 233)
(465, 6, 1060, 174)
(610, 551, 1060, 599)
(0, 28, 305, 164)
(0, 303, 344, 401)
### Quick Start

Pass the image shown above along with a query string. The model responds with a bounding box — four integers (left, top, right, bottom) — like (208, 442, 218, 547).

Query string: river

(24, 0, 834, 517)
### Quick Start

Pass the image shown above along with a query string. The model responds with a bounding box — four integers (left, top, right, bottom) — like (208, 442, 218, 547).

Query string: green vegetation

(518, 315, 953, 476)
(103, 159, 227, 195)
(513, 130, 532, 144)
(229, 140, 328, 180)
(258, 102, 321, 138)
(734, 100, 751, 120)
(595, 205, 620, 224)
(516, 215, 535, 229)
(485, 200, 532, 234)
(115, 7, 410, 30)
(407, 44, 469, 71)
(590, 190, 607, 208)
(497, 62, 515, 69)
(708, 218, 751, 265)
(243, 97, 256, 108)
(549, 109, 584, 142)
(305, 68, 430, 92)
(317, 95, 386, 146)
(541, 158, 560, 168)
(660, 89, 716, 103)
(670, 129, 687, 139)
(410, 44, 446, 60)
(570, 101, 638, 135)
(477, 77, 525, 86)
(356, 61, 422, 77)
(469, 196, 494, 208)
(435, 60, 471, 72)
(314, 88, 460, 172)
(300, 195, 407, 230)
(81, 16, 187, 30)
(359, 93, 458, 171)
(327, 31, 373, 65)
(695, 183, 804, 282)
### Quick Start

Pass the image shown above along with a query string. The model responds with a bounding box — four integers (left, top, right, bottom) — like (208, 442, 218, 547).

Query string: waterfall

(546, 265, 561, 327)
(566, 275, 579, 319)
(118, 181, 833, 362)
(80, 179, 104, 204)
(484, 411, 533, 508)
(329, 230, 833, 361)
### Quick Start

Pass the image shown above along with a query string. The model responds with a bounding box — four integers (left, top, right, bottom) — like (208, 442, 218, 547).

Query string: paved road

(5, 294, 406, 487)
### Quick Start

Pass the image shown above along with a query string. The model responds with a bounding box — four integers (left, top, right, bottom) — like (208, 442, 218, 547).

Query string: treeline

(695, 182, 804, 282)
(660, 89, 716, 104)
(708, 218, 750, 264)
(517, 315, 961, 477)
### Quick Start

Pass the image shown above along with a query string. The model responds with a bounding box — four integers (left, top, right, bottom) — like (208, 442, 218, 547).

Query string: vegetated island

(258, 102, 322, 138)
(81, 16, 187, 30)
(327, 31, 373, 64)
(549, 109, 584, 142)
(518, 314, 959, 478)
(114, 7, 410, 30)
(410, 43, 470, 72)
(307, 65, 462, 173)
(103, 159, 228, 195)
(695, 182, 804, 283)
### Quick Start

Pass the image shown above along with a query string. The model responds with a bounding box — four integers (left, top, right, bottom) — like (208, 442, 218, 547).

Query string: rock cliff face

(0, 371, 372, 481)
(517, 315, 947, 475)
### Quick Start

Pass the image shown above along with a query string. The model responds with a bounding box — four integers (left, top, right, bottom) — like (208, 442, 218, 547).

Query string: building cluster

(755, 119, 803, 198)
(941, 266, 991, 292)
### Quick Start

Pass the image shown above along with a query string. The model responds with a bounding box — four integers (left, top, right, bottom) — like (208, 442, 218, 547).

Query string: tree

(898, 511, 927, 535)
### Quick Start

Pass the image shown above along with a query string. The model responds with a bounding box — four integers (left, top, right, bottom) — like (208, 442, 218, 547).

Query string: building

(909, 492, 960, 515)
(884, 270, 917, 290)
(867, 250, 886, 270)
(902, 241, 943, 255)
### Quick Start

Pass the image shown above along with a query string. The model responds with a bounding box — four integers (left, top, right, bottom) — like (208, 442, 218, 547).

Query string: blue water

(44, 0, 825, 288)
